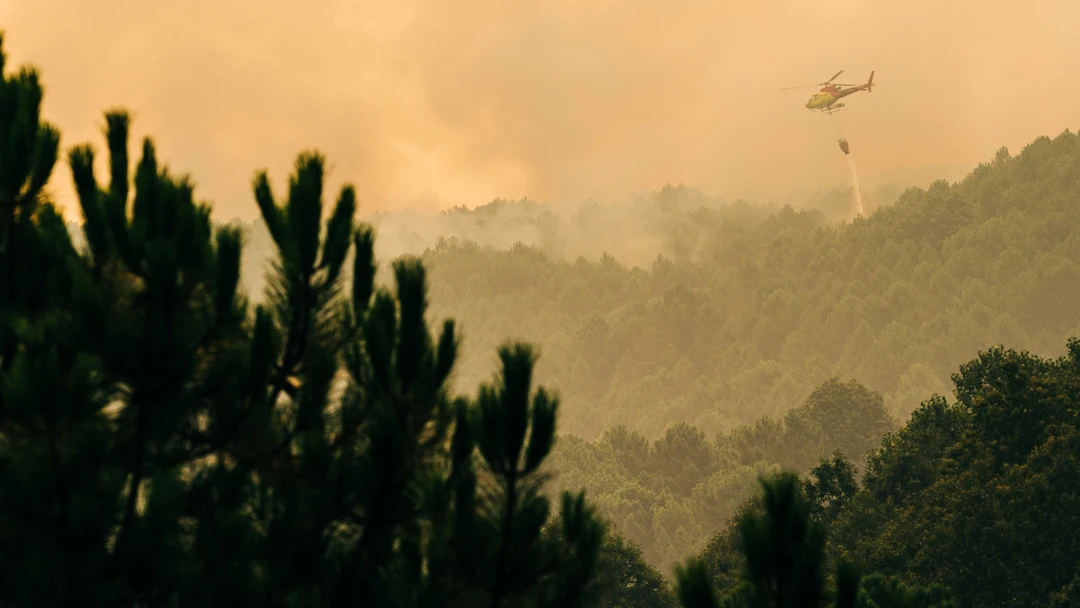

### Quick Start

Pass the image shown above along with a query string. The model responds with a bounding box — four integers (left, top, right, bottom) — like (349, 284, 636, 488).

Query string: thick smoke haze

(3, 0, 1078, 220)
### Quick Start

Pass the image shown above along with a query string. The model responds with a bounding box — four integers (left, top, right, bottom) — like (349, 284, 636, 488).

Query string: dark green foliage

(832, 560, 860, 608)
(0, 29, 63, 366)
(735, 473, 827, 607)
(675, 559, 723, 608)
(857, 575, 956, 608)
(1049, 571, 1080, 608)
(0, 33, 253, 604)
(829, 340, 1080, 607)
(802, 452, 858, 526)
(589, 529, 679, 607)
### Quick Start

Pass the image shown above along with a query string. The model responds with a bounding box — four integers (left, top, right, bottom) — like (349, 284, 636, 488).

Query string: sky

(2, 0, 1079, 219)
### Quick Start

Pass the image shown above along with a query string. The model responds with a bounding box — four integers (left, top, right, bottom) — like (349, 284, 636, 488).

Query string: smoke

(359, 185, 756, 267)
(5, 0, 1080, 220)
(846, 154, 865, 217)
(221, 183, 783, 299)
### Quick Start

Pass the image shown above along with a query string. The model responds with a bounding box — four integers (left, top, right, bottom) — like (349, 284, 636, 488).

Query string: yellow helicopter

(782, 70, 875, 115)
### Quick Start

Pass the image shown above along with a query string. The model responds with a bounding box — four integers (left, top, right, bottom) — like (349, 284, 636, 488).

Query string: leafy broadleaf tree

(802, 451, 858, 528)
(831, 341, 1080, 607)
(587, 528, 679, 608)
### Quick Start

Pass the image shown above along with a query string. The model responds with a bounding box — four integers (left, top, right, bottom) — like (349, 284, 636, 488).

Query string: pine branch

(48, 426, 78, 605)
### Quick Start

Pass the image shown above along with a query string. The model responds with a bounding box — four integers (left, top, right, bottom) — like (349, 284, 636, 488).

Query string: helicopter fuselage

(805, 80, 872, 111)
(805, 91, 835, 109)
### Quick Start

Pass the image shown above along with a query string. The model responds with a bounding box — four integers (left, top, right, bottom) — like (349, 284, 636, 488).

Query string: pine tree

(675, 473, 827, 608)
(1, 28, 258, 601)
(435, 343, 607, 607)
(674, 471, 958, 608)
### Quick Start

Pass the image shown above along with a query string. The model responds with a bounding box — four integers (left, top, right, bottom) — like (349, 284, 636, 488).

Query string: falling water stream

(846, 153, 865, 217)
(829, 113, 865, 217)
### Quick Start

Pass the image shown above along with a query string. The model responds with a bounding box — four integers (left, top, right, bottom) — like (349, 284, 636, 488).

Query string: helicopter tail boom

(865, 71, 874, 92)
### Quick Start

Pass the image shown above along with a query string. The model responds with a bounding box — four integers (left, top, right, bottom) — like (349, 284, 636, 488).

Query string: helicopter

(782, 70, 875, 115)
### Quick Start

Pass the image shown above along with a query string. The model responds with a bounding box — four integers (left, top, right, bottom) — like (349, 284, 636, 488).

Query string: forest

(232, 130, 1080, 443)
(3, 31, 1080, 607)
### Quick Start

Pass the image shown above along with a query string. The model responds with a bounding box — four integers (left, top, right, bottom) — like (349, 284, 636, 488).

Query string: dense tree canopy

(231, 130, 1080, 442)
(689, 339, 1080, 607)
(830, 340, 1080, 607)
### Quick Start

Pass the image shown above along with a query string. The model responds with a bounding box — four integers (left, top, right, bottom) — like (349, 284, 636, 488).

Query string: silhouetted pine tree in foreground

(675, 473, 831, 608)
(0, 32, 607, 607)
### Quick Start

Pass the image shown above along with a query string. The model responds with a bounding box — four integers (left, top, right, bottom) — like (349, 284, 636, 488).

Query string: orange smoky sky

(2, 0, 1078, 219)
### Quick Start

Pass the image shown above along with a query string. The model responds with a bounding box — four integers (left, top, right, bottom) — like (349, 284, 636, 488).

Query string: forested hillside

(545, 377, 896, 574)
(431, 134, 1080, 438)
(230, 130, 1080, 443)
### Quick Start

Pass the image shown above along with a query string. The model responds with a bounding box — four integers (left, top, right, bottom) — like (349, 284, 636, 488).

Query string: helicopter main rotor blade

(780, 69, 858, 91)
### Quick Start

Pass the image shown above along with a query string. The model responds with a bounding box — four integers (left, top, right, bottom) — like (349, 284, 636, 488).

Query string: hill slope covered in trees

(224, 131, 1080, 443)
(545, 376, 896, 573)
(416, 133, 1080, 440)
